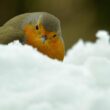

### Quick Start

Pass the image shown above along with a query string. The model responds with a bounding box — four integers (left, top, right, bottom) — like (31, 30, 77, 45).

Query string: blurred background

(0, 0, 110, 51)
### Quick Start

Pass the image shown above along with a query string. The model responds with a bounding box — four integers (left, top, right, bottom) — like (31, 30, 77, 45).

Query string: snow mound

(0, 30, 110, 110)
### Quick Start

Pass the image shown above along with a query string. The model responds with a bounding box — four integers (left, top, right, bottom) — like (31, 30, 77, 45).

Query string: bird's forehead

(39, 14, 60, 33)
(25, 13, 62, 35)
(41, 17, 58, 32)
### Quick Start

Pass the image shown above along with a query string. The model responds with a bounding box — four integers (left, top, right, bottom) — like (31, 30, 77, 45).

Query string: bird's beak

(41, 35, 47, 43)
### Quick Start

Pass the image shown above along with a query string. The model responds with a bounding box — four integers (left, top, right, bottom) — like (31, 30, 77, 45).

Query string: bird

(0, 12, 65, 61)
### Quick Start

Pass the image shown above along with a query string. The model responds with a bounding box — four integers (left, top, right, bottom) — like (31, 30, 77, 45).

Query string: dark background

(0, 0, 110, 51)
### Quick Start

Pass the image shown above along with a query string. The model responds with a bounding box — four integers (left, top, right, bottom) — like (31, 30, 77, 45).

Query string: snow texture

(0, 30, 110, 110)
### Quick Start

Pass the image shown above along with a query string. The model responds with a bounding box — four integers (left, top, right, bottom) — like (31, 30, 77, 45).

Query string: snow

(0, 30, 110, 110)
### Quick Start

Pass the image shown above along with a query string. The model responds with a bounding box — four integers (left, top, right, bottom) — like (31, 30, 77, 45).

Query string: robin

(0, 12, 65, 61)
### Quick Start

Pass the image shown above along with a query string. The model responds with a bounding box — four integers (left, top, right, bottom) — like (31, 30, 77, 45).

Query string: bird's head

(23, 12, 65, 61)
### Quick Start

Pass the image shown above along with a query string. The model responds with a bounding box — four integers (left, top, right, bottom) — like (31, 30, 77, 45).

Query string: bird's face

(23, 16, 65, 61)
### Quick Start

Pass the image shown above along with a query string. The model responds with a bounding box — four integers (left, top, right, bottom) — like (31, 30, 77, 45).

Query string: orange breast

(23, 24, 65, 61)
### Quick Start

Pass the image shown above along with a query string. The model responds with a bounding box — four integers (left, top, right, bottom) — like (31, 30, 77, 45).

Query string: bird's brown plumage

(0, 12, 65, 61)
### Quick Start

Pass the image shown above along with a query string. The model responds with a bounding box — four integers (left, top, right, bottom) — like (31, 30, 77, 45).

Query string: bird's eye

(53, 34, 56, 38)
(36, 25, 39, 30)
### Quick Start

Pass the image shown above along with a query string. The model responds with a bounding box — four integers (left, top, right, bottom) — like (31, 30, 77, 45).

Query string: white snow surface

(0, 30, 110, 110)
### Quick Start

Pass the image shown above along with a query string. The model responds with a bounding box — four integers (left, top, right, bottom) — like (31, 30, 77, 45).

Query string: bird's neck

(0, 26, 23, 44)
